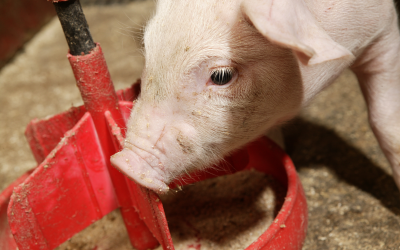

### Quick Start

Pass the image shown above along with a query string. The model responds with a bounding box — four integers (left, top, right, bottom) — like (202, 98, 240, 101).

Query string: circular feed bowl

(166, 136, 308, 250)
(0, 137, 307, 250)
(240, 137, 308, 249)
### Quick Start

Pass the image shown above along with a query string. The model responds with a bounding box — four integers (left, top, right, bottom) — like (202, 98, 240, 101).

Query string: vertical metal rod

(53, 0, 96, 55)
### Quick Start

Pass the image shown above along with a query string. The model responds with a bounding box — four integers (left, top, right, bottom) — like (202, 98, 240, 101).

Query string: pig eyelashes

(210, 67, 236, 86)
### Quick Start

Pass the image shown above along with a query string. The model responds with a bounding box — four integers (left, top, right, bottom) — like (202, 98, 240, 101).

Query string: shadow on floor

(283, 118, 400, 215)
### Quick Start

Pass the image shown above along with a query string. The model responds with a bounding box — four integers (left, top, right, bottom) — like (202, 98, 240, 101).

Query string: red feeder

(0, 1, 308, 249)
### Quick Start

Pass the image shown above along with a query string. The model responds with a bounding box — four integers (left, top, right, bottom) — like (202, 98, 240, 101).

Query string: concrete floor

(0, 1, 399, 249)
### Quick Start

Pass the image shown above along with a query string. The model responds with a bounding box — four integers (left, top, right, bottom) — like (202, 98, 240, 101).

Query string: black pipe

(53, 0, 96, 55)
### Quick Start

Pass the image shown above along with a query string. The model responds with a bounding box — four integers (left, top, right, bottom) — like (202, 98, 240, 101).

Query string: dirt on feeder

(56, 170, 285, 250)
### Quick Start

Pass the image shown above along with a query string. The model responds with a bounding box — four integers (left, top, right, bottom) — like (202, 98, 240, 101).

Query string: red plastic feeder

(0, 1, 307, 249)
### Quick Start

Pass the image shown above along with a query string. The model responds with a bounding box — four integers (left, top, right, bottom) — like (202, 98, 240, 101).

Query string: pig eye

(210, 68, 235, 85)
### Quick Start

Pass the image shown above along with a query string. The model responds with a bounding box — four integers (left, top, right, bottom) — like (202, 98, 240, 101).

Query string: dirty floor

(0, 1, 399, 249)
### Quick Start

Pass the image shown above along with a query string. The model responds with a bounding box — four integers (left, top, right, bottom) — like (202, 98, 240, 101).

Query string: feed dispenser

(0, 0, 308, 249)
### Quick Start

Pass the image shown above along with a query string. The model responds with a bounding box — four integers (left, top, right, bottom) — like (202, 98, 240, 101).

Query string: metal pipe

(53, 0, 96, 55)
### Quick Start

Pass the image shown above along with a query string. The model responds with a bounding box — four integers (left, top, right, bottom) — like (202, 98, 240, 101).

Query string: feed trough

(0, 0, 308, 249)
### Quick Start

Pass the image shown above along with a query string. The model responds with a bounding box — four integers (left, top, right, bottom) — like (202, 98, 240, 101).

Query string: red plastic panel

(116, 79, 141, 102)
(8, 113, 118, 250)
(0, 202, 17, 250)
(0, 172, 31, 250)
(119, 207, 160, 250)
(25, 106, 86, 164)
(106, 111, 160, 250)
(126, 182, 174, 250)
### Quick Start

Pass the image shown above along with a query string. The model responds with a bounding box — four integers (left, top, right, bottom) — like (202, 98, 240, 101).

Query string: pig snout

(111, 148, 170, 193)
(111, 101, 201, 193)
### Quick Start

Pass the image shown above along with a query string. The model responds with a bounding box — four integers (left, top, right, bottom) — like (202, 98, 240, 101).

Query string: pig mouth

(110, 146, 171, 193)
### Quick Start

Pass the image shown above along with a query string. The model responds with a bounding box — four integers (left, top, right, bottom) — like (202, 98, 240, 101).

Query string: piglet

(111, 0, 400, 193)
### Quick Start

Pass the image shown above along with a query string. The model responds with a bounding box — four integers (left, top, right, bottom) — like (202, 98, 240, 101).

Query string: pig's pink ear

(241, 0, 354, 65)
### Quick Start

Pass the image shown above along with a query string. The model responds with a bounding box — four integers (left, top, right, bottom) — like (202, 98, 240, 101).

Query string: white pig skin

(111, 0, 400, 194)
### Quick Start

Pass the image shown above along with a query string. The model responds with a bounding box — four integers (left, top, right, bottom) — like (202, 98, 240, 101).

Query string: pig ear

(241, 0, 354, 65)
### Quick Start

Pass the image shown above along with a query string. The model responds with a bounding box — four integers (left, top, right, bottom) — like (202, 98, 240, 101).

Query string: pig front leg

(351, 18, 400, 190)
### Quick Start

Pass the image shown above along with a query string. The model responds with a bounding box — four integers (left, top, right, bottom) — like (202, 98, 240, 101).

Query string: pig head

(111, 0, 400, 193)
